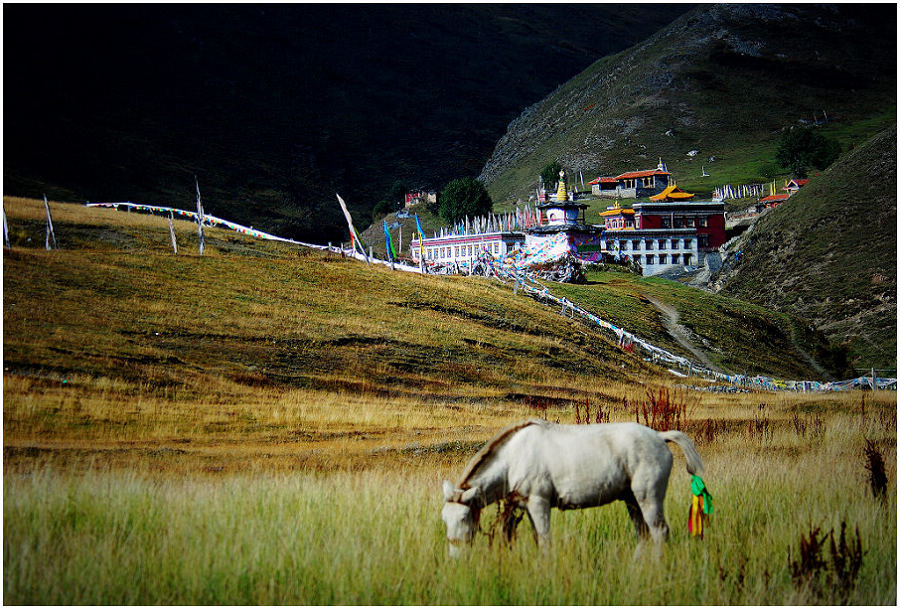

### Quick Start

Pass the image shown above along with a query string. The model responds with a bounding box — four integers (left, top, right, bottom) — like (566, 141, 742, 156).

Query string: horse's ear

(461, 486, 481, 505)
(442, 480, 456, 501)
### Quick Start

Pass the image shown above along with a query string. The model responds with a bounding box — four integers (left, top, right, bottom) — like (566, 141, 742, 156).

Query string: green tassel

(691, 475, 714, 514)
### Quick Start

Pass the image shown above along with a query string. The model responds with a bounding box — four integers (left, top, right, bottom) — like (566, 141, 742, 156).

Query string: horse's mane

(458, 419, 546, 488)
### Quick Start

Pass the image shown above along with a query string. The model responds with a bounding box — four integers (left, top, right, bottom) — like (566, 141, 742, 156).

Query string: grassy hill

(4, 196, 896, 605)
(715, 126, 897, 373)
(4, 196, 839, 409)
(479, 4, 896, 204)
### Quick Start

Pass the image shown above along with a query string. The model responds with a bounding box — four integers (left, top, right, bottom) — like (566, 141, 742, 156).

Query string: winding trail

(644, 295, 723, 374)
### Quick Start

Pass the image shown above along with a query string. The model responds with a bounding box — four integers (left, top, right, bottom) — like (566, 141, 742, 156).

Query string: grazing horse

(441, 419, 703, 555)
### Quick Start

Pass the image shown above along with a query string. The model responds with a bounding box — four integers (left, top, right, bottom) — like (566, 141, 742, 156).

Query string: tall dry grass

(4, 388, 896, 604)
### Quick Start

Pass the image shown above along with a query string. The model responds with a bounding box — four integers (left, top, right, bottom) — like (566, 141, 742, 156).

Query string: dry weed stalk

(788, 520, 865, 602)
(573, 397, 609, 425)
(863, 439, 888, 500)
(748, 403, 774, 442)
(634, 388, 692, 431)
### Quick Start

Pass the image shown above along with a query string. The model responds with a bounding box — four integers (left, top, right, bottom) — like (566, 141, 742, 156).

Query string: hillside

(479, 4, 896, 203)
(3, 4, 690, 245)
(714, 126, 897, 373)
(3, 196, 839, 405)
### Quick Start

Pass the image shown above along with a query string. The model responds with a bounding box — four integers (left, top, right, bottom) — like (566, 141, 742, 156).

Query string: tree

(387, 180, 409, 207)
(437, 177, 493, 224)
(540, 161, 563, 189)
(775, 127, 841, 178)
(371, 199, 395, 221)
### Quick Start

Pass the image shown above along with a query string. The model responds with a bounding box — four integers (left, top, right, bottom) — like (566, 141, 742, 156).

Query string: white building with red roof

(589, 159, 672, 198)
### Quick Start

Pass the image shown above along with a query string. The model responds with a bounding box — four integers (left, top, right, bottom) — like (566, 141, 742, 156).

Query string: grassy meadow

(3, 196, 896, 604)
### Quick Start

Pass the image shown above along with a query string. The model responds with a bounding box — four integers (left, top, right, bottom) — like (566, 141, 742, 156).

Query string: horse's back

(505, 422, 672, 508)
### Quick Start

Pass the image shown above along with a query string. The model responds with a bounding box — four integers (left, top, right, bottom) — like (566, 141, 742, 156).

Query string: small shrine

(527, 170, 604, 263)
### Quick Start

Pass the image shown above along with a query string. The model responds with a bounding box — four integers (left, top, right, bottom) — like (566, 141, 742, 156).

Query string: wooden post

(195, 177, 205, 256)
(335, 194, 369, 264)
(168, 210, 178, 254)
(43, 194, 58, 250)
(3, 203, 10, 250)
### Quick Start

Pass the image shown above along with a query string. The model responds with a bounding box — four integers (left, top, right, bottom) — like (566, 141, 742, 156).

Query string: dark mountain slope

(716, 126, 897, 372)
(479, 4, 896, 202)
(3, 4, 690, 243)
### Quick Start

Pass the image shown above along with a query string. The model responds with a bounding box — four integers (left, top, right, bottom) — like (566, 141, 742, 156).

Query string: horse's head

(441, 480, 483, 557)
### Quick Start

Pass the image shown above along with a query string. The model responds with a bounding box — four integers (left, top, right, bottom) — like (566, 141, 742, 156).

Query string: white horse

(441, 419, 703, 555)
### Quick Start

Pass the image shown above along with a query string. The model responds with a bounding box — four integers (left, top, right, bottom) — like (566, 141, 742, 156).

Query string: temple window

(646, 254, 655, 264)
(659, 254, 668, 264)
(658, 239, 667, 249)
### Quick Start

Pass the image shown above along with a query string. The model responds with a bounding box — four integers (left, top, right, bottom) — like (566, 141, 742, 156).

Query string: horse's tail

(658, 430, 704, 475)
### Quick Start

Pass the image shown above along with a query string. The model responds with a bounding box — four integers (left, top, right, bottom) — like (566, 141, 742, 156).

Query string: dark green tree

(775, 127, 841, 178)
(387, 180, 409, 206)
(372, 199, 395, 221)
(437, 177, 493, 224)
(540, 161, 563, 188)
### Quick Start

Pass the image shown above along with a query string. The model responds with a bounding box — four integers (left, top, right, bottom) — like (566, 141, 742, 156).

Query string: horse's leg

(623, 491, 650, 540)
(632, 477, 670, 547)
(525, 495, 552, 549)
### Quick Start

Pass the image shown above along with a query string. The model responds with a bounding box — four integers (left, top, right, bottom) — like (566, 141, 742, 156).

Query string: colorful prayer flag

(383, 220, 397, 261)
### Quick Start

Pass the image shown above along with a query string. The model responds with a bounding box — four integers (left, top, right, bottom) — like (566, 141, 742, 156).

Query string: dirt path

(644, 295, 723, 373)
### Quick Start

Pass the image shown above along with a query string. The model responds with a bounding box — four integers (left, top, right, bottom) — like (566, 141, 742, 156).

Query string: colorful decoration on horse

(688, 474, 713, 538)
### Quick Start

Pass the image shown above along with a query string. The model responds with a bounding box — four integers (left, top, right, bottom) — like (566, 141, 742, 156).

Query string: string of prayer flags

(688, 475, 713, 538)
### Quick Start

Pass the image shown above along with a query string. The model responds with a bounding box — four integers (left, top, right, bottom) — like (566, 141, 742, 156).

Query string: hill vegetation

(479, 4, 896, 203)
(3, 196, 842, 412)
(3, 197, 896, 605)
(714, 126, 897, 373)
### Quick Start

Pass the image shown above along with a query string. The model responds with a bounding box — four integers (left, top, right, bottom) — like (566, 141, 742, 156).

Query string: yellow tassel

(690, 495, 704, 537)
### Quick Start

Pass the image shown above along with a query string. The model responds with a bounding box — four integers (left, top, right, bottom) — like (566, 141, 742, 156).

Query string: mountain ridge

(479, 4, 896, 202)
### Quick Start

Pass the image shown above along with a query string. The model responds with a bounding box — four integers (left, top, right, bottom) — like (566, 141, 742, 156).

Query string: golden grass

(4, 389, 896, 604)
(3, 196, 896, 603)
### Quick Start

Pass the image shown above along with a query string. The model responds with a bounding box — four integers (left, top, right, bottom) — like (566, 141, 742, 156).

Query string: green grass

(550, 270, 828, 379)
(719, 126, 896, 371)
(5, 410, 896, 604)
